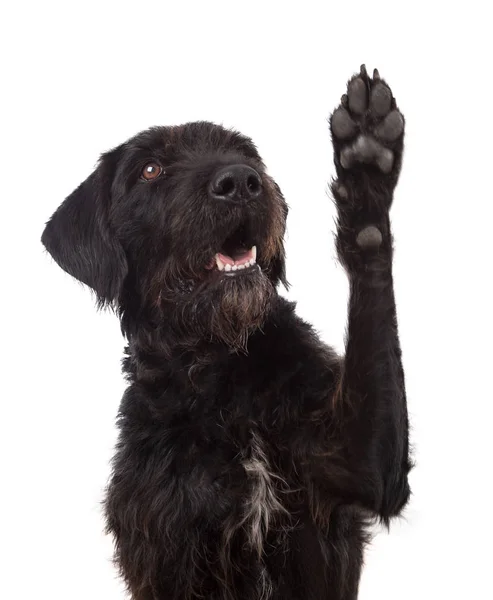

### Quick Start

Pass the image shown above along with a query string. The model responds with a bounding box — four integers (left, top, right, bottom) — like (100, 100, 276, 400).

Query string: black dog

(42, 65, 411, 600)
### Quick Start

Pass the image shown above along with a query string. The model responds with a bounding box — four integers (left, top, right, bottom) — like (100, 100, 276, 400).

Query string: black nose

(209, 165, 262, 201)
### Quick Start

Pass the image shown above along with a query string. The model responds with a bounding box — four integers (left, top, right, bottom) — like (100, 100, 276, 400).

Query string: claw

(360, 64, 368, 77)
(341, 93, 348, 107)
(373, 68, 380, 80)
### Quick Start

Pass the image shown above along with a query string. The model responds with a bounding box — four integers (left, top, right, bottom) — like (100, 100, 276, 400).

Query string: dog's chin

(214, 266, 274, 345)
(172, 265, 275, 352)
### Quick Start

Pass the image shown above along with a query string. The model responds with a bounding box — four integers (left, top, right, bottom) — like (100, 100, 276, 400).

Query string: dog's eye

(141, 163, 163, 181)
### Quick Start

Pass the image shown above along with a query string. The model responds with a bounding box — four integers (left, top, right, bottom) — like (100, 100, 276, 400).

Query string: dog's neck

(120, 293, 282, 385)
(122, 327, 246, 392)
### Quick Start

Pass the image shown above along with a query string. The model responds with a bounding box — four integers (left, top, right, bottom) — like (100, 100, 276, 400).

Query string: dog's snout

(209, 165, 262, 201)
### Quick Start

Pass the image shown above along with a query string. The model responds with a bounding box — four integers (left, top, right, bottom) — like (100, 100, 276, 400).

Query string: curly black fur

(42, 66, 411, 600)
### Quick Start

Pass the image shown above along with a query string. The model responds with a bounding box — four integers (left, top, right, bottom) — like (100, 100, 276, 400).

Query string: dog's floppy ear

(41, 150, 127, 305)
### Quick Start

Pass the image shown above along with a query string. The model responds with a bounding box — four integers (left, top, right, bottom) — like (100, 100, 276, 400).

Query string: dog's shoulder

(249, 295, 340, 385)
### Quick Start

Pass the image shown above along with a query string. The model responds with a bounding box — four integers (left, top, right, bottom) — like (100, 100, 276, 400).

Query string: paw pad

(348, 77, 368, 115)
(331, 65, 404, 174)
(370, 83, 392, 116)
(340, 136, 394, 173)
(356, 226, 383, 250)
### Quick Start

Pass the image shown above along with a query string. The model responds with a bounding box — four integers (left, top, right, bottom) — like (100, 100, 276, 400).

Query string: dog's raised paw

(331, 65, 404, 174)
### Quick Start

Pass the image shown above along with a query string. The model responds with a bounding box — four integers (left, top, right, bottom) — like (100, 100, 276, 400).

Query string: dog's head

(42, 122, 288, 349)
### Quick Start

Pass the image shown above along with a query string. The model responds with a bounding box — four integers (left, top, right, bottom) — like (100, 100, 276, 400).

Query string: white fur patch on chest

(240, 432, 289, 558)
(219, 431, 291, 599)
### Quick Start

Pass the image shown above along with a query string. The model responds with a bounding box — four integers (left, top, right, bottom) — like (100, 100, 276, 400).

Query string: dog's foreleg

(329, 66, 411, 519)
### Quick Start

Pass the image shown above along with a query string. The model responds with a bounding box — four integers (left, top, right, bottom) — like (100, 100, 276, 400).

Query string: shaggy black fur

(42, 65, 411, 599)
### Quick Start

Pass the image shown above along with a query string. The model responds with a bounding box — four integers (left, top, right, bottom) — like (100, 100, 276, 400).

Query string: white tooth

(232, 265, 238, 271)
(238, 264, 245, 270)
(225, 264, 232, 272)
(252, 246, 257, 261)
(215, 255, 225, 271)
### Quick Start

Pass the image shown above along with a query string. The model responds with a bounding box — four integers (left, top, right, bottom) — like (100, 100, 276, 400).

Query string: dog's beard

(165, 267, 275, 352)
(208, 268, 275, 350)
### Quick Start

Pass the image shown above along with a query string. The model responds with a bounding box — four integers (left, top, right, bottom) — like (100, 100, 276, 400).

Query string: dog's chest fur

(108, 300, 349, 599)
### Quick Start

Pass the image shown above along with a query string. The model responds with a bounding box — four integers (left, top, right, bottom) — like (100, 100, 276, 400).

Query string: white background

(2, 1, 492, 598)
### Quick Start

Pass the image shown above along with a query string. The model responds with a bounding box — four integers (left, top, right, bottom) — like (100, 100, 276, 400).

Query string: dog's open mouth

(215, 246, 257, 272)
(206, 223, 258, 273)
